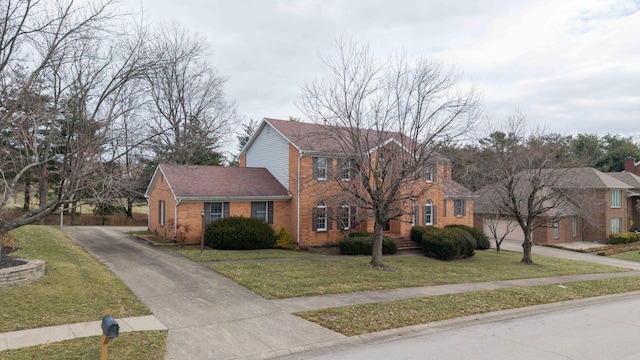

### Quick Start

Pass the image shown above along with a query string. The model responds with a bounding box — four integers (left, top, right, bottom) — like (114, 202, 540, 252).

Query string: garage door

(483, 218, 524, 241)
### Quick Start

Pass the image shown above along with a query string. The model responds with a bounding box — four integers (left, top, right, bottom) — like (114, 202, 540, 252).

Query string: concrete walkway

(0, 315, 166, 352)
(4, 229, 640, 359)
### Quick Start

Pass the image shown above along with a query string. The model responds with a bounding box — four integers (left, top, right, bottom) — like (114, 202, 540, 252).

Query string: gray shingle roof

(443, 179, 474, 198)
(606, 172, 640, 189)
(553, 168, 631, 189)
(157, 164, 291, 200)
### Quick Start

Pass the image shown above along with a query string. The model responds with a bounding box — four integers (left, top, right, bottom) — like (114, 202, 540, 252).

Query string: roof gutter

(175, 195, 292, 202)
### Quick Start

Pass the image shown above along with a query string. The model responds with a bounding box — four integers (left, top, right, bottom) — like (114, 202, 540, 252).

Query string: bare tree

(475, 113, 574, 264)
(0, 0, 149, 260)
(483, 216, 518, 252)
(145, 22, 239, 165)
(300, 40, 481, 268)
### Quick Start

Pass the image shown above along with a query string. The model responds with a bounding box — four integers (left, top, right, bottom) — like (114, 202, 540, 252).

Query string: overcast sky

(138, 0, 640, 151)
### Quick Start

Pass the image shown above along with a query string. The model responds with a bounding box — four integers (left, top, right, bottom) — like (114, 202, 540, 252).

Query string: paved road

(63, 226, 342, 360)
(306, 293, 640, 360)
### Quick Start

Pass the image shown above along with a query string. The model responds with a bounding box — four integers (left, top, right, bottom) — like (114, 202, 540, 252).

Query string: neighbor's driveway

(63, 226, 342, 360)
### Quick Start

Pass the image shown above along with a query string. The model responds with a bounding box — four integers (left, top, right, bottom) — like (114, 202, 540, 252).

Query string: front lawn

(208, 250, 628, 299)
(0, 226, 150, 332)
(297, 276, 640, 336)
(611, 250, 640, 262)
(0, 331, 167, 359)
(173, 246, 322, 262)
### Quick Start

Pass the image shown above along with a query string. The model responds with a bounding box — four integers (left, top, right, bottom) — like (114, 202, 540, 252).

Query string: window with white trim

(572, 218, 577, 237)
(316, 201, 327, 231)
(158, 200, 165, 225)
(316, 158, 327, 180)
(454, 199, 466, 217)
(553, 220, 559, 239)
(339, 203, 351, 230)
(610, 190, 622, 208)
(424, 200, 433, 225)
(411, 203, 417, 226)
(611, 218, 622, 234)
(252, 202, 267, 222)
(339, 159, 352, 181)
(424, 165, 433, 182)
(210, 202, 223, 222)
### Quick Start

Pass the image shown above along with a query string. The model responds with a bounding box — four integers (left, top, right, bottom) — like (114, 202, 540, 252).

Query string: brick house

(474, 167, 640, 245)
(146, 118, 475, 246)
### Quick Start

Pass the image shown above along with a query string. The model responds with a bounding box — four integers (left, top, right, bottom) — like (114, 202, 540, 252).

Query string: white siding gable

(246, 123, 290, 189)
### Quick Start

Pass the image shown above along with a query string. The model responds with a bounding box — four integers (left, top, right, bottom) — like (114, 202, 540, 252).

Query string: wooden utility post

(101, 309, 111, 360)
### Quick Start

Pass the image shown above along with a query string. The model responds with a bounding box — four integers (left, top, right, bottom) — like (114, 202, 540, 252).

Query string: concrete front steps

(384, 233, 421, 251)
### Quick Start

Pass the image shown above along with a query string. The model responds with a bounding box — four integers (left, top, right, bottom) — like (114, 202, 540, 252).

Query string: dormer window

(424, 165, 433, 182)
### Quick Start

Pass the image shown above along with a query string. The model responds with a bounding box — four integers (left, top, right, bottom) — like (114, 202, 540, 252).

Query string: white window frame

(340, 203, 351, 230)
(572, 217, 577, 237)
(610, 190, 622, 208)
(158, 200, 165, 225)
(424, 165, 433, 182)
(553, 220, 559, 239)
(210, 202, 223, 222)
(425, 200, 433, 225)
(316, 201, 327, 231)
(454, 199, 466, 217)
(411, 202, 417, 226)
(340, 159, 351, 181)
(316, 157, 327, 180)
(253, 202, 268, 223)
(611, 218, 622, 234)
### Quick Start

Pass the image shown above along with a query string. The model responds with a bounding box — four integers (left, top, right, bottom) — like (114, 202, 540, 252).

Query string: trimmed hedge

(339, 236, 398, 255)
(445, 224, 491, 250)
(610, 232, 640, 245)
(204, 216, 276, 250)
(420, 227, 477, 261)
(411, 226, 441, 243)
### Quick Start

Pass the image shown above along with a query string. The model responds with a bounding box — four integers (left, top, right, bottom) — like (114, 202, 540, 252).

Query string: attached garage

(482, 218, 524, 242)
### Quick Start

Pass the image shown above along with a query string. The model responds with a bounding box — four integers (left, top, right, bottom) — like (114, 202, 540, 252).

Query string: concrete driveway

(63, 226, 342, 359)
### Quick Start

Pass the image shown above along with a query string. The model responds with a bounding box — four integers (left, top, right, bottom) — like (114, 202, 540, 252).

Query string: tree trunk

(70, 201, 77, 225)
(126, 198, 133, 219)
(23, 171, 31, 211)
(370, 219, 385, 268)
(38, 168, 48, 225)
(521, 229, 534, 264)
(496, 241, 501, 253)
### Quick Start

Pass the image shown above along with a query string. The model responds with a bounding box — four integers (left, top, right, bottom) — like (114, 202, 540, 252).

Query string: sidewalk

(0, 315, 166, 352)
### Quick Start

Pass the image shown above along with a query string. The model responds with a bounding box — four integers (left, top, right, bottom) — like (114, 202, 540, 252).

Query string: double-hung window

(454, 199, 466, 217)
(424, 200, 433, 225)
(611, 218, 622, 234)
(572, 218, 577, 237)
(316, 201, 327, 231)
(339, 203, 351, 230)
(424, 165, 433, 182)
(553, 220, 559, 239)
(252, 202, 268, 223)
(610, 190, 622, 208)
(316, 158, 327, 180)
(339, 159, 352, 181)
(210, 202, 223, 222)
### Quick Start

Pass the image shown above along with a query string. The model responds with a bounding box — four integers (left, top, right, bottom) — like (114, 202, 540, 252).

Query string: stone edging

(0, 259, 46, 287)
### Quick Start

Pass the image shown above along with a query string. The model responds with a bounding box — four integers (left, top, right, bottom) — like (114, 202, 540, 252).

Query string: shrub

(411, 226, 441, 243)
(629, 233, 640, 243)
(609, 233, 631, 245)
(339, 236, 398, 255)
(275, 226, 296, 250)
(421, 228, 460, 261)
(348, 231, 373, 238)
(445, 224, 491, 250)
(205, 216, 275, 250)
(448, 228, 476, 258)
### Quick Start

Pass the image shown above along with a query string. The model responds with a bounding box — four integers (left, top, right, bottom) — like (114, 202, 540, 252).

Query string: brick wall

(148, 172, 178, 241)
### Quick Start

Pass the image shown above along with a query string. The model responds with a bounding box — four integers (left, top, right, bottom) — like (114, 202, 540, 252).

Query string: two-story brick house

(474, 167, 640, 245)
(146, 118, 475, 246)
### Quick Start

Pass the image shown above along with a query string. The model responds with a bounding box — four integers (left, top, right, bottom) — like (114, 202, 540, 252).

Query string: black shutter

(204, 202, 211, 226)
(423, 206, 428, 225)
(268, 201, 273, 224)
(327, 158, 333, 179)
(312, 157, 318, 178)
(312, 207, 318, 231)
(433, 205, 438, 225)
(327, 207, 333, 230)
(251, 202, 257, 218)
(443, 200, 447, 217)
(462, 200, 466, 217)
(223, 202, 230, 219)
(412, 205, 418, 226)
(432, 164, 437, 182)
(350, 206, 356, 229)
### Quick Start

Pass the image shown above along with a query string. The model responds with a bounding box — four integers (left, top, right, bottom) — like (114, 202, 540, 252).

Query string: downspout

(174, 198, 180, 240)
(297, 151, 303, 244)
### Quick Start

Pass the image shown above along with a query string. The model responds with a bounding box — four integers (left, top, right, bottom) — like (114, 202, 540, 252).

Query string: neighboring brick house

(625, 157, 640, 176)
(474, 167, 639, 245)
(146, 118, 475, 246)
(145, 164, 291, 244)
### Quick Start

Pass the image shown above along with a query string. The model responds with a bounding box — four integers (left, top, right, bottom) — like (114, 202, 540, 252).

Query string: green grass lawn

(611, 250, 640, 262)
(173, 246, 323, 262)
(0, 331, 167, 359)
(208, 250, 628, 299)
(0, 226, 150, 333)
(297, 276, 640, 336)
